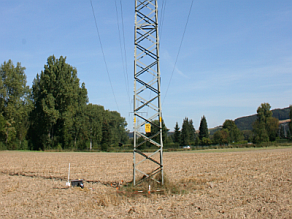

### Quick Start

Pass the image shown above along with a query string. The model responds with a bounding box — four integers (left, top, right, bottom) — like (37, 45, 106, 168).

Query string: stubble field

(0, 147, 292, 218)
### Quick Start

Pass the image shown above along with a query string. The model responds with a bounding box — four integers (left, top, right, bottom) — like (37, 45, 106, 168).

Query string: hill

(235, 107, 290, 131)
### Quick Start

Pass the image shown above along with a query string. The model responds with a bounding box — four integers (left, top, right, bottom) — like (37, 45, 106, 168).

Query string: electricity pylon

(133, 0, 163, 186)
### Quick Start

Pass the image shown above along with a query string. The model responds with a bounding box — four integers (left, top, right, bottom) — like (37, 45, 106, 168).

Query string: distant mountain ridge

(235, 107, 290, 131)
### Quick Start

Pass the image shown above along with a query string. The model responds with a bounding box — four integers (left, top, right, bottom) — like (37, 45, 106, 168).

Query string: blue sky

(1, 0, 291, 131)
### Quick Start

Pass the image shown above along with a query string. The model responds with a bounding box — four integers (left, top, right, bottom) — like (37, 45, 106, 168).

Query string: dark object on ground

(71, 179, 84, 188)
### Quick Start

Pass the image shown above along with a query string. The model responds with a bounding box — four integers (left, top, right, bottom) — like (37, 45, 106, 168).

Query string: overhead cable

(163, 0, 194, 105)
(115, 0, 131, 110)
(90, 0, 120, 111)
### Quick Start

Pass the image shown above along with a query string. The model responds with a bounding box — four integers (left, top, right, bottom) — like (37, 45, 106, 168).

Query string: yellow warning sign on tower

(145, 123, 151, 133)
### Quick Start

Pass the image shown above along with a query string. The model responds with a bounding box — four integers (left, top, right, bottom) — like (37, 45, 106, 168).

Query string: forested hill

(235, 107, 290, 131)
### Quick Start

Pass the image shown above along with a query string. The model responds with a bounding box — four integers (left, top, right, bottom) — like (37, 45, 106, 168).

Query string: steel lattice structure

(133, 0, 163, 186)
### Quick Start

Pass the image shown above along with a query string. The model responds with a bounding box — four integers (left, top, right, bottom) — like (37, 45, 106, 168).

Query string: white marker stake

(66, 163, 71, 187)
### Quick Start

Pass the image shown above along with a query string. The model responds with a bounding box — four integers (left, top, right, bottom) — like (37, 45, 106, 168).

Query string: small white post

(66, 163, 71, 187)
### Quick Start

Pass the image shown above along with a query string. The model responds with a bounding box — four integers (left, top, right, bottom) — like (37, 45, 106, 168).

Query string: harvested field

(1, 147, 292, 218)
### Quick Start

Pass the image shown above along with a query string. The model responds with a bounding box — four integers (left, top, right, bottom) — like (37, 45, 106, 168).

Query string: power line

(119, 0, 131, 110)
(90, 0, 120, 111)
(163, 0, 194, 105)
(159, 0, 167, 44)
(114, 0, 131, 110)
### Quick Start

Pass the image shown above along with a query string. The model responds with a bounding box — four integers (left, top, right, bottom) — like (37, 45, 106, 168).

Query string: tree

(257, 103, 273, 124)
(181, 118, 190, 145)
(213, 129, 229, 145)
(180, 117, 196, 146)
(188, 119, 196, 143)
(173, 122, 181, 144)
(242, 130, 253, 142)
(195, 136, 200, 146)
(101, 121, 110, 151)
(223, 119, 243, 143)
(0, 60, 32, 149)
(266, 117, 279, 141)
(106, 110, 128, 146)
(199, 116, 209, 140)
(252, 120, 269, 143)
(70, 83, 89, 149)
(84, 104, 104, 149)
(201, 137, 212, 146)
(29, 55, 88, 150)
(252, 103, 278, 143)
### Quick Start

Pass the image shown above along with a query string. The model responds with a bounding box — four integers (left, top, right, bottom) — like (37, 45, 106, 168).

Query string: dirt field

(1, 147, 292, 218)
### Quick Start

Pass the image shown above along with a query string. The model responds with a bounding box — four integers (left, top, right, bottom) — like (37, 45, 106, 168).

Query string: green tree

(180, 117, 196, 146)
(242, 130, 253, 142)
(252, 120, 269, 143)
(173, 122, 181, 144)
(201, 137, 212, 146)
(266, 117, 279, 141)
(181, 118, 190, 145)
(257, 103, 273, 124)
(0, 60, 32, 149)
(252, 103, 279, 143)
(85, 104, 103, 149)
(29, 55, 88, 150)
(107, 110, 128, 146)
(96, 110, 128, 150)
(213, 129, 229, 145)
(199, 116, 209, 140)
(101, 121, 110, 151)
(188, 119, 196, 144)
(223, 119, 243, 143)
(195, 136, 200, 146)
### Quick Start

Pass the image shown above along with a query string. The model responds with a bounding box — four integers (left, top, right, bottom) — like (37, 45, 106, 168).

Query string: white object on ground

(66, 163, 71, 187)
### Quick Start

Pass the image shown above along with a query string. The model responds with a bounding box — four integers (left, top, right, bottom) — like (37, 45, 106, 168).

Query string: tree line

(170, 103, 292, 147)
(171, 115, 243, 146)
(0, 56, 128, 151)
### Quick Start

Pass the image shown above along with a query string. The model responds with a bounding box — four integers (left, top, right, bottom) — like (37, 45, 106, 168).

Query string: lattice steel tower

(133, 0, 163, 186)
